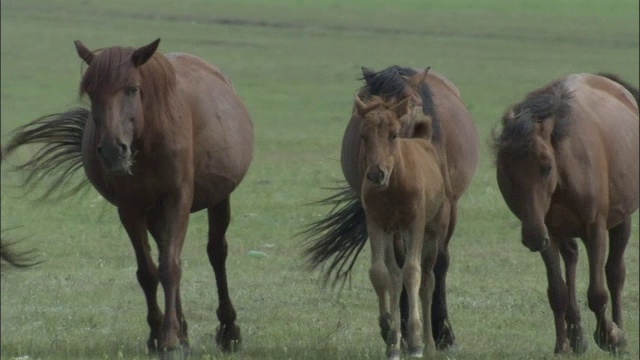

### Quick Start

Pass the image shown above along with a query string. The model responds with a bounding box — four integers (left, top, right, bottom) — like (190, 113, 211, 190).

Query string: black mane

(359, 65, 441, 143)
(493, 80, 573, 160)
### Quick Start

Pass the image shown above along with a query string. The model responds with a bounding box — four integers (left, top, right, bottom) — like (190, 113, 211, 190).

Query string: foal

(355, 95, 446, 360)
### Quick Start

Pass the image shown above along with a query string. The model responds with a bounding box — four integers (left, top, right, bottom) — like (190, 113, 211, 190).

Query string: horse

(356, 93, 447, 359)
(492, 73, 638, 355)
(3, 39, 254, 355)
(302, 65, 479, 350)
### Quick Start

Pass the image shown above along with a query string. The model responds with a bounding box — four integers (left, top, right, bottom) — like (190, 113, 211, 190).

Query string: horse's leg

(432, 201, 455, 349)
(403, 223, 429, 358)
(118, 206, 163, 353)
(540, 240, 571, 354)
(392, 233, 410, 344)
(151, 191, 192, 352)
(367, 221, 398, 360)
(207, 197, 241, 352)
(386, 237, 403, 359)
(148, 222, 189, 349)
(557, 237, 587, 354)
(583, 221, 626, 353)
(606, 216, 630, 330)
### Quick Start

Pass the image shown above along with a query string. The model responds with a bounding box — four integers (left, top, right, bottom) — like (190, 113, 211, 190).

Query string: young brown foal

(356, 95, 446, 360)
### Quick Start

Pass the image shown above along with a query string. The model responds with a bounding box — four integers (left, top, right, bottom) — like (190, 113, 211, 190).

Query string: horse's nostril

(118, 142, 128, 154)
(97, 146, 103, 155)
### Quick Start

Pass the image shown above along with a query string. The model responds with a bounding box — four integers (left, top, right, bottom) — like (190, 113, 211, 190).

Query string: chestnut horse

(493, 73, 638, 355)
(303, 66, 478, 350)
(3, 39, 254, 355)
(356, 94, 447, 359)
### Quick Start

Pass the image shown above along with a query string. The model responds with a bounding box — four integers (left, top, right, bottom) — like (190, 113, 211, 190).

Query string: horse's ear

(131, 38, 160, 68)
(74, 40, 95, 65)
(406, 66, 430, 87)
(393, 97, 411, 118)
(361, 66, 375, 84)
(419, 66, 431, 84)
(354, 94, 368, 116)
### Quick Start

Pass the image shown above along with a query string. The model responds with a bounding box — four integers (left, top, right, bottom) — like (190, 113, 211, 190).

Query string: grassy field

(1, 0, 638, 359)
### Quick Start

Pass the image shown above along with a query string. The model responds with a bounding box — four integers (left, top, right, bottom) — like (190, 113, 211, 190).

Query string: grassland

(1, 0, 638, 359)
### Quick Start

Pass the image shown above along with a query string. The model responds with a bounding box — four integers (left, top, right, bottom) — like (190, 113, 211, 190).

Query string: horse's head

(355, 94, 422, 188)
(495, 107, 561, 252)
(74, 38, 161, 175)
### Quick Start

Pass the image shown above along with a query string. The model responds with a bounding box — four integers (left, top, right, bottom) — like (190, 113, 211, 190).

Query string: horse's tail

(598, 72, 640, 104)
(300, 184, 368, 288)
(2, 107, 91, 199)
(0, 239, 42, 270)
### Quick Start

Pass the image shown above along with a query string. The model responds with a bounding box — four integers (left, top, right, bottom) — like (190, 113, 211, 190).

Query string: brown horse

(303, 66, 478, 350)
(493, 73, 638, 355)
(3, 39, 254, 355)
(356, 94, 447, 359)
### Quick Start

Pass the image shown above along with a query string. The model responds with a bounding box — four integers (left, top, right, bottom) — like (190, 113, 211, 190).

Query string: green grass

(1, 0, 638, 359)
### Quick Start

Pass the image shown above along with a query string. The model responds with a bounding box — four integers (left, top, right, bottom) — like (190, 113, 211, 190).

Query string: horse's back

(423, 70, 478, 200)
(167, 53, 254, 210)
(564, 73, 639, 224)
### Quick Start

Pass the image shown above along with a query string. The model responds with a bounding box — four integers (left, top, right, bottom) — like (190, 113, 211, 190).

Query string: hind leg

(431, 201, 455, 349)
(606, 217, 630, 329)
(119, 206, 163, 353)
(558, 238, 587, 354)
(207, 197, 241, 352)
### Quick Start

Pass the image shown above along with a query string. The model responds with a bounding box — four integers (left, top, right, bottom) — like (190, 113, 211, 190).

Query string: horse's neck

(386, 141, 417, 191)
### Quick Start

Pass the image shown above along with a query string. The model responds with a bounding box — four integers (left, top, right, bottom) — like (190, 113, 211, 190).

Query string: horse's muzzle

(366, 166, 387, 186)
(97, 141, 133, 175)
(521, 222, 550, 252)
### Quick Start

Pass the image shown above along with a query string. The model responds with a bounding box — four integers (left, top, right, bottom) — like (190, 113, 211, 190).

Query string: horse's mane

(78, 46, 182, 150)
(358, 66, 441, 143)
(493, 80, 573, 160)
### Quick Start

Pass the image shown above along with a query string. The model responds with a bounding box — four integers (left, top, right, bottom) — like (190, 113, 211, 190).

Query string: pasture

(1, 0, 638, 359)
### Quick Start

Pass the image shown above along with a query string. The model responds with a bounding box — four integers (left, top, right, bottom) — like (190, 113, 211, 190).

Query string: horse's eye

(540, 164, 552, 176)
(124, 86, 139, 96)
(390, 132, 398, 141)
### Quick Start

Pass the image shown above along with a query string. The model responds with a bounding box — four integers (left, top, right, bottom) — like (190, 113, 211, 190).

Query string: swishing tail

(300, 184, 368, 288)
(0, 238, 42, 270)
(2, 107, 90, 199)
(597, 72, 639, 103)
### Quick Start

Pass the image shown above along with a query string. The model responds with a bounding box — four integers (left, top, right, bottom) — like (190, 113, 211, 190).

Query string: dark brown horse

(303, 66, 478, 350)
(356, 94, 447, 359)
(493, 73, 638, 355)
(3, 39, 254, 355)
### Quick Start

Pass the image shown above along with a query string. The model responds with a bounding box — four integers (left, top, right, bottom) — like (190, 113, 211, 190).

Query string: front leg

(583, 221, 626, 354)
(149, 187, 193, 352)
(118, 206, 163, 353)
(557, 238, 587, 354)
(402, 221, 428, 358)
(540, 241, 571, 354)
(367, 221, 401, 360)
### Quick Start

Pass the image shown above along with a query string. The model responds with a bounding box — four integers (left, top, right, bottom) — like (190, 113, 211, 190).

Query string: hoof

(387, 348, 401, 360)
(216, 323, 242, 352)
(567, 325, 588, 355)
(434, 320, 455, 350)
(158, 346, 189, 360)
(553, 341, 572, 355)
(594, 326, 626, 354)
(408, 349, 423, 358)
(147, 338, 159, 354)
